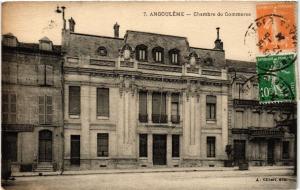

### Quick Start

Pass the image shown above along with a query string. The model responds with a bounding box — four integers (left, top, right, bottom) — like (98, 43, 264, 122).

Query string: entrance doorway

(233, 140, 246, 165)
(2, 132, 18, 162)
(39, 130, 53, 162)
(153, 135, 167, 165)
(267, 140, 275, 165)
(70, 135, 80, 165)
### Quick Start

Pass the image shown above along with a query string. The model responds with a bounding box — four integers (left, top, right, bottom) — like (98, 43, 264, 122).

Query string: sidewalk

(12, 166, 294, 177)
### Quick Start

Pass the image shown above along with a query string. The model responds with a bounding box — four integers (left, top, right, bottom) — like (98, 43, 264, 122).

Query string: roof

(226, 59, 256, 72)
(124, 30, 189, 53)
(3, 42, 61, 55)
(39, 36, 51, 42)
(66, 32, 123, 59)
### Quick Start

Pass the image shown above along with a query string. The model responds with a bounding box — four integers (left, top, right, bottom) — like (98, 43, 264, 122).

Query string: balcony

(248, 127, 284, 139)
(139, 114, 148, 123)
(152, 114, 168, 124)
(171, 115, 180, 124)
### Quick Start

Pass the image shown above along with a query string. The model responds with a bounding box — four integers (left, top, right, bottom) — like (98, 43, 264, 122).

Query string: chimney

(114, 22, 120, 38)
(214, 27, 223, 50)
(68, 17, 76, 32)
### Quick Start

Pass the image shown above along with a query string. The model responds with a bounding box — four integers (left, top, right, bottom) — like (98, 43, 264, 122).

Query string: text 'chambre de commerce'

(145, 11, 252, 16)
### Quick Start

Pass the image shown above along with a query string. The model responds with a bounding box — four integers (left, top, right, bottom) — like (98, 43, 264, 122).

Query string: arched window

(97, 46, 107, 56)
(136, 44, 148, 61)
(152, 47, 164, 63)
(169, 49, 180, 65)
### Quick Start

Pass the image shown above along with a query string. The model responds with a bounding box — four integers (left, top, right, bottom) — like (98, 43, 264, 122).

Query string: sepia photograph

(1, 1, 298, 189)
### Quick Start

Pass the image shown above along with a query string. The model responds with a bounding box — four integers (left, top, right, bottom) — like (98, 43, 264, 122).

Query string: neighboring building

(62, 20, 230, 170)
(227, 60, 296, 166)
(1, 33, 63, 172)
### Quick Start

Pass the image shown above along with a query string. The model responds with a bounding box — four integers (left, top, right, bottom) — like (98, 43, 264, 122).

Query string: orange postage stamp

(255, 3, 297, 54)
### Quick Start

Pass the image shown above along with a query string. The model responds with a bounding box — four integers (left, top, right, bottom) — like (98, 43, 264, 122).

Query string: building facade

(62, 21, 230, 170)
(2, 20, 295, 172)
(1, 34, 63, 172)
(227, 60, 296, 166)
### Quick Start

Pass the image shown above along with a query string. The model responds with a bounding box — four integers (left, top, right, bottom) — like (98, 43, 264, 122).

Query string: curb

(12, 167, 294, 177)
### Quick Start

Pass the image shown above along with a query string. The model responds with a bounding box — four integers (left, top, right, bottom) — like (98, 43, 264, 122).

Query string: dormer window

(152, 47, 164, 63)
(97, 46, 107, 56)
(136, 44, 147, 61)
(169, 49, 180, 64)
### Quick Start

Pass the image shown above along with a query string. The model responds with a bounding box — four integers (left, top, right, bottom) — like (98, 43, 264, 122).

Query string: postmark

(256, 54, 296, 103)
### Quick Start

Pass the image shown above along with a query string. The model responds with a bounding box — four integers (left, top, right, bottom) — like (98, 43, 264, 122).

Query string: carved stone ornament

(120, 44, 134, 60)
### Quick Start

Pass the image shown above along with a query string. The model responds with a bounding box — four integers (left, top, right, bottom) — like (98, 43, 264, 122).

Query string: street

(2, 168, 296, 190)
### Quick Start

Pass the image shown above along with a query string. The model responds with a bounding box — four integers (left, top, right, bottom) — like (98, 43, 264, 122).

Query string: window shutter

(69, 86, 80, 115)
(10, 94, 16, 123)
(45, 65, 53, 86)
(46, 96, 53, 124)
(152, 93, 160, 115)
(38, 64, 45, 85)
(97, 88, 109, 117)
(139, 92, 147, 115)
(39, 96, 45, 124)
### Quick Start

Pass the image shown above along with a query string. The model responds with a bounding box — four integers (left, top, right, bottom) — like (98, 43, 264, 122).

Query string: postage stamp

(251, 3, 297, 103)
(256, 54, 296, 103)
(244, 3, 297, 59)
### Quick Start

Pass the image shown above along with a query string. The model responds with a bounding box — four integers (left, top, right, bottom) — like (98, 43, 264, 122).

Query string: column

(167, 134, 172, 167)
(167, 92, 172, 125)
(147, 91, 152, 124)
(148, 134, 153, 166)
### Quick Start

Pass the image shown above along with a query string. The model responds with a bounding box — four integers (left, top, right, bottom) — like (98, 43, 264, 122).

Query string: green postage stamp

(256, 54, 297, 103)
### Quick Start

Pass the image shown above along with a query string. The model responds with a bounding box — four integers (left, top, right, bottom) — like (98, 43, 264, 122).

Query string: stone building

(1, 33, 63, 172)
(227, 60, 296, 166)
(62, 21, 229, 170)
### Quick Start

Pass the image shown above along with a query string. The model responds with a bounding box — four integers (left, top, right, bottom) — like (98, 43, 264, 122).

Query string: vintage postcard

(1, 1, 298, 190)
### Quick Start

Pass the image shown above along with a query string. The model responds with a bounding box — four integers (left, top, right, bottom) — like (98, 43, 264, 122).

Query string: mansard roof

(226, 59, 256, 73)
(66, 32, 123, 59)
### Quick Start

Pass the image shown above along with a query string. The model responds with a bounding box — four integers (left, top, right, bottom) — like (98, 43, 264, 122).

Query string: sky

(2, 1, 261, 61)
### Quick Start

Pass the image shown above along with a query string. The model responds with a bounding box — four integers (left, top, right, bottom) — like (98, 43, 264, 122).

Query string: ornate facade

(62, 21, 230, 170)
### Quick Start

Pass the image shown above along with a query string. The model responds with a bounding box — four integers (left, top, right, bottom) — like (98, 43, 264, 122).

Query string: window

(152, 92, 167, 123)
(38, 64, 53, 86)
(206, 95, 216, 120)
(152, 47, 164, 63)
(171, 93, 180, 124)
(97, 88, 109, 117)
(169, 49, 180, 64)
(282, 141, 290, 159)
(97, 46, 107, 56)
(139, 91, 148, 123)
(2, 93, 16, 123)
(97, 133, 109, 157)
(172, 135, 180, 157)
(207, 137, 216, 157)
(139, 134, 148, 157)
(70, 135, 80, 165)
(136, 44, 147, 61)
(69, 86, 80, 116)
(39, 96, 53, 124)
(235, 111, 244, 128)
